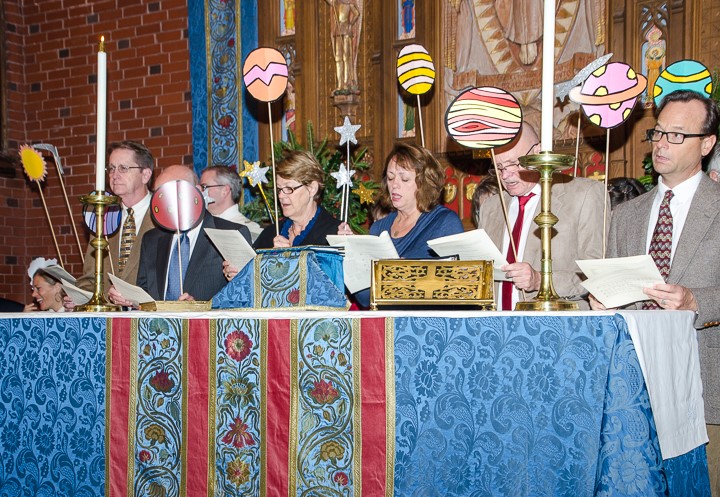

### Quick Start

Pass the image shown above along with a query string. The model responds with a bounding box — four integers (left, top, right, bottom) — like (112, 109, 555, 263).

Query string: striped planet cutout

(397, 44, 436, 95)
(445, 87, 523, 149)
(653, 59, 712, 107)
(242, 47, 288, 103)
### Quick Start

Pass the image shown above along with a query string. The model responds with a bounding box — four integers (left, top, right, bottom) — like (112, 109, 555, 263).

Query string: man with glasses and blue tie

(76, 141, 156, 295)
(476, 122, 607, 310)
(595, 89, 720, 493)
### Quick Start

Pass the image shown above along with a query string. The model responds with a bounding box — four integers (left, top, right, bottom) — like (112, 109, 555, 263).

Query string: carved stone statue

(326, 0, 362, 92)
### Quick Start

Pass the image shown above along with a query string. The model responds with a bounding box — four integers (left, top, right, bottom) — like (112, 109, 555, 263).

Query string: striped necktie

(118, 207, 136, 273)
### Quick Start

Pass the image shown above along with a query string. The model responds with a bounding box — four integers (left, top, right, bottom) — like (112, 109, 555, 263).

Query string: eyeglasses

(494, 143, 539, 173)
(200, 184, 225, 192)
(645, 128, 709, 144)
(276, 184, 305, 195)
(108, 164, 143, 175)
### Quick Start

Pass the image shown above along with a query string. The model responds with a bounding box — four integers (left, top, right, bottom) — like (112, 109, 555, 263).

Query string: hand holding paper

(576, 255, 664, 308)
(205, 228, 256, 271)
(108, 273, 155, 307)
(327, 231, 399, 293)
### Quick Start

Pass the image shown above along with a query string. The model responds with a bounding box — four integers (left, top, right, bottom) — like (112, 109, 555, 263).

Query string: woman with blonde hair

(253, 149, 341, 248)
(223, 150, 341, 281)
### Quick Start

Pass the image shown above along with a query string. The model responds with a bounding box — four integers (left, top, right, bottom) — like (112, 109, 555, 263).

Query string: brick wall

(1, 0, 193, 304)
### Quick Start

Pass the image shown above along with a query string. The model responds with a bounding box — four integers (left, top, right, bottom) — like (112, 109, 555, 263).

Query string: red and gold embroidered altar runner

(107, 316, 391, 497)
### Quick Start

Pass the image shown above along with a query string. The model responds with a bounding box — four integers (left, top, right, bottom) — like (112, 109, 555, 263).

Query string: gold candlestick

(76, 191, 121, 312)
(515, 152, 579, 311)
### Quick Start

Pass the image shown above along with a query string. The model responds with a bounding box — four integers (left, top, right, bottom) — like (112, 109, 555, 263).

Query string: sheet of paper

(204, 228, 257, 271)
(326, 231, 400, 293)
(108, 273, 155, 306)
(576, 255, 665, 308)
(427, 229, 509, 281)
(45, 265, 76, 285)
(60, 278, 92, 305)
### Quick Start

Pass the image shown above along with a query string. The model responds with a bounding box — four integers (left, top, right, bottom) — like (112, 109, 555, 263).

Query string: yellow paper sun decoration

(19, 145, 48, 181)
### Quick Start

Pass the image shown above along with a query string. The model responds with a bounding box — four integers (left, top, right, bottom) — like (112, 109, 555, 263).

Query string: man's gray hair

(204, 166, 242, 202)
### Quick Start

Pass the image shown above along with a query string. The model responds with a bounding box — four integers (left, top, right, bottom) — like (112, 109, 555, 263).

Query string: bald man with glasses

(476, 122, 607, 310)
(595, 90, 720, 492)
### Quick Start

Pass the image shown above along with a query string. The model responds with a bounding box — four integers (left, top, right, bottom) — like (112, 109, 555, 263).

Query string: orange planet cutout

(242, 48, 289, 103)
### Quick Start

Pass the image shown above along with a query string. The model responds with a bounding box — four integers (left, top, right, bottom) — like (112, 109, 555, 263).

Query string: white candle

(540, 0, 556, 151)
(95, 36, 107, 192)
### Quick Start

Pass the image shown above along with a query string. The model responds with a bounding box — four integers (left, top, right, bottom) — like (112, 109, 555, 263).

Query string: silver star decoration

(331, 162, 355, 188)
(334, 116, 361, 146)
(241, 160, 270, 186)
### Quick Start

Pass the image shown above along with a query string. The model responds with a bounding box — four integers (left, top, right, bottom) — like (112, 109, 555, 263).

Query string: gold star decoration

(19, 144, 48, 182)
(352, 183, 375, 204)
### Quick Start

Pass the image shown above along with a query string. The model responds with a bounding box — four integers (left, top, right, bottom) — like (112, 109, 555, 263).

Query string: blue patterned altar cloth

(0, 312, 710, 496)
(213, 248, 348, 310)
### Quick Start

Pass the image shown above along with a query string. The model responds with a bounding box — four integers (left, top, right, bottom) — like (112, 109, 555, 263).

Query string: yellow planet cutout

(397, 44, 436, 95)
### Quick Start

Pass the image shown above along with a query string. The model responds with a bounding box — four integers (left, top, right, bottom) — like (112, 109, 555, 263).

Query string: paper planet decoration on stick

(569, 62, 647, 129)
(242, 47, 288, 103)
(445, 87, 522, 149)
(83, 196, 121, 236)
(653, 59, 712, 107)
(19, 145, 48, 181)
(397, 44, 436, 95)
(151, 180, 205, 232)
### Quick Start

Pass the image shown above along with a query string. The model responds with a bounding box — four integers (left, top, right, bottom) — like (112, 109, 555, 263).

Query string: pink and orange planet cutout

(445, 87, 523, 149)
(569, 62, 647, 129)
(242, 47, 288, 103)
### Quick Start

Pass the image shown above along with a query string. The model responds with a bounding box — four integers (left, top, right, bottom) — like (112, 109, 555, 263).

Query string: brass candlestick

(515, 152, 578, 311)
(76, 191, 121, 312)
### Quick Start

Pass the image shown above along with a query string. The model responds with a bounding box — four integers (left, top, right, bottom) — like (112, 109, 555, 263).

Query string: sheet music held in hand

(326, 231, 399, 293)
(60, 278, 92, 305)
(204, 228, 256, 271)
(427, 229, 509, 281)
(576, 255, 665, 308)
(108, 273, 155, 306)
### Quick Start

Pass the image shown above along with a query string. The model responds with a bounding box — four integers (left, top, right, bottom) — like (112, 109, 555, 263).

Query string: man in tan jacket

(476, 123, 607, 310)
(76, 141, 155, 295)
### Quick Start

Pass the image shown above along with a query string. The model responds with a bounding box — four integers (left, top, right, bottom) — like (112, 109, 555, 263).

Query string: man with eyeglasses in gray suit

(76, 141, 156, 296)
(593, 89, 720, 493)
(476, 122, 607, 310)
(199, 165, 263, 242)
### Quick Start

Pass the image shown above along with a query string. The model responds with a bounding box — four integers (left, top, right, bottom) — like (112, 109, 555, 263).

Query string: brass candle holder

(76, 191, 121, 312)
(515, 152, 578, 311)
